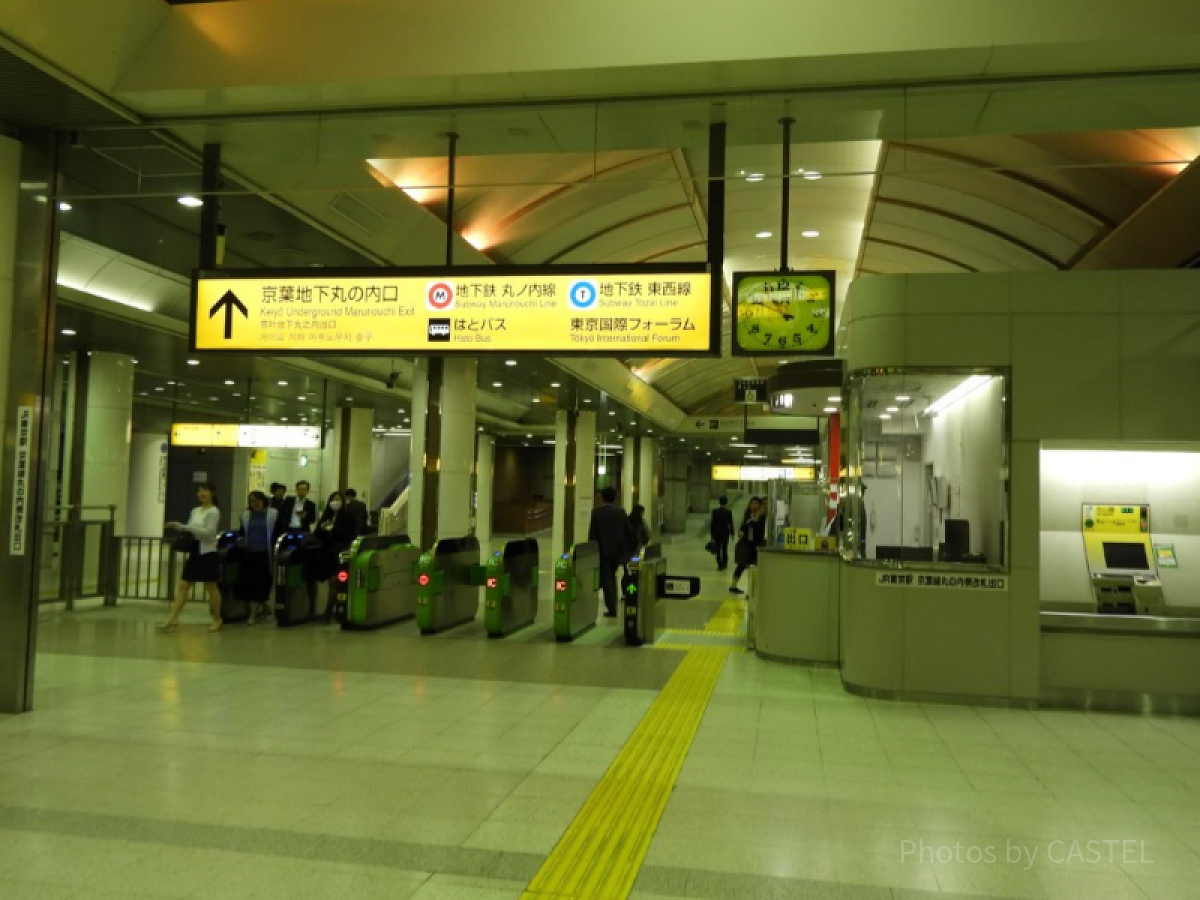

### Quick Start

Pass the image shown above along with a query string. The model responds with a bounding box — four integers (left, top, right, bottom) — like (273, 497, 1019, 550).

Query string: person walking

(269, 482, 287, 511)
(730, 496, 766, 595)
(313, 491, 357, 618)
(343, 488, 370, 536)
(274, 479, 316, 544)
(709, 496, 734, 571)
(629, 504, 651, 554)
(238, 490, 277, 625)
(158, 482, 223, 632)
(588, 486, 635, 618)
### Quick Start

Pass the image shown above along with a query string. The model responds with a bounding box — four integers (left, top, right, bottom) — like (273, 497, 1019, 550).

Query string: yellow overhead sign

(711, 464, 816, 482)
(171, 424, 322, 449)
(191, 266, 713, 355)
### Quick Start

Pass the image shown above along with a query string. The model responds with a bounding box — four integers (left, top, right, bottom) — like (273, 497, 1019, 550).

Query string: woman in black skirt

(158, 482, 223, 632)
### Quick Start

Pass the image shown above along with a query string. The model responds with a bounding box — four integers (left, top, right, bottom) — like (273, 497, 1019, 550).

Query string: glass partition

(842, 368, 1009, 570)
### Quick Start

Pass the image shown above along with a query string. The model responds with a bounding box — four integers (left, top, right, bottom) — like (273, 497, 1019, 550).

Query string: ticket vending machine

(1082, 504, 1165, 615)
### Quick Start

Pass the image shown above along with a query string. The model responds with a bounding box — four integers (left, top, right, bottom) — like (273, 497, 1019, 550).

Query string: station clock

(733, 270, 836, 356)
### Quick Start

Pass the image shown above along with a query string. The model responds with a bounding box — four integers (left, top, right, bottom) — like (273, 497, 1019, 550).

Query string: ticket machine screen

(1102, 542, 1150, 571)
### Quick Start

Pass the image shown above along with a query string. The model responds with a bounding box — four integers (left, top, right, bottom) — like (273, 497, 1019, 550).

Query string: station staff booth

(750, 270, 1200, 714)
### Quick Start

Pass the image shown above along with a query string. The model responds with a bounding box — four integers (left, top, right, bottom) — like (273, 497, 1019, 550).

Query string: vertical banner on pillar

(8, 406, 32, 555)
(157, 441, 168, 504)
(248, 449, 268, 493)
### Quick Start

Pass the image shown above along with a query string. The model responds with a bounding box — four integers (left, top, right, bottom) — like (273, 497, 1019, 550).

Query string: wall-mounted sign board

(171, 423, 322, 449)
(192, 265, 714, 356)
(712, 465, 815, 482)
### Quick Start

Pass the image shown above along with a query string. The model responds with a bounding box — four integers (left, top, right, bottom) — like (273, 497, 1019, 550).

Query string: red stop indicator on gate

(486, 577, 498, 589)
(337, 570, 349, 583)
(555, 579, 567, 592)
(418, 574, 430, 587)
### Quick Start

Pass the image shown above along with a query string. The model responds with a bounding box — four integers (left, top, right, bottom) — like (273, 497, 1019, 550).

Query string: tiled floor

(4, 526, 1200, 899)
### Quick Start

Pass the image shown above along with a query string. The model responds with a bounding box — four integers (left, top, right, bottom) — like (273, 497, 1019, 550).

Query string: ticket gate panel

(554, 541, 601, 642)
(273, 533, 325, 627)
(623, 555, 666, 646)
(416, 535, 483, 634)
(215, 531, 250, 624)
(484, 538, 539, 637)
(343, 533, 420, 630)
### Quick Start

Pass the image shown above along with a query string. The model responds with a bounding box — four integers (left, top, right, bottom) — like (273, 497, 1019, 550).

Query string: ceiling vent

(328, 191, 388, 236)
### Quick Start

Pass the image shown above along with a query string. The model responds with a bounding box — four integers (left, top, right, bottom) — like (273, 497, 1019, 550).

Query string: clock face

(733, 271, 835, 356)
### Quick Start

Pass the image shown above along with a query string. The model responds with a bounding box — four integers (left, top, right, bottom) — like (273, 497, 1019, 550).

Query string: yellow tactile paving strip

(519, 603, 740, 900)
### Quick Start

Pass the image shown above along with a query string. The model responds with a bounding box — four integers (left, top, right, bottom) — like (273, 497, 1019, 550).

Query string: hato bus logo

(426, 281, 455, 311)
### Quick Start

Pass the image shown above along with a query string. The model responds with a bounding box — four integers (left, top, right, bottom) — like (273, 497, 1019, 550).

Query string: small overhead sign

(734, 377, 768, 404)
(171, 423, 322, 449)
(192, 265, 714, 356)
(684, 415, 818, 435)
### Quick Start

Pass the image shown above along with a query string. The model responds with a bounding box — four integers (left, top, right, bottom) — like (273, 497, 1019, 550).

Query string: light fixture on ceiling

(525, 433, 532, 439)
(746, 173, 764, 182)
(827, 396, 841, 403)
(60, 328, 75, 336)
(803, 171, 822, 180)
(131, 359, 138, 365)
(57, 201, 71, 211)
(153, 386, 163, 392)
(177, 196, 204, 208)
(531, 397, 541, 404)
(492, 381, 502, 388)
(281, 417, 288, 422)
(208, 396, 219, 401)
(608, 411, 616, 416)
(505, 359, 517, 367)
(583, 398, 592, 403)
(224, 380, 235, 386)
(801, 230, 820, 238)
(896, 395, 911, 402)
(232, 392, 241, 397)
(186, 359, 199, 366)
(277, 380, 288, 386)
(925, 375, 992, 417)
(823, 406, 837, 413)
(550, 382, 561, 388)
(886, 406, 899, 413)
(755, 231, 773, 239)
(879, 413, 891, 420)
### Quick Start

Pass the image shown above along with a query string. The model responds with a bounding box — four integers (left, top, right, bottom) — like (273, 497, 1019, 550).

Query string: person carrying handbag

(730, 496, 765, 595)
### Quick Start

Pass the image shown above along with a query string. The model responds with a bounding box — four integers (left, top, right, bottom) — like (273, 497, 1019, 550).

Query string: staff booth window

(844, 369, 1009, 570)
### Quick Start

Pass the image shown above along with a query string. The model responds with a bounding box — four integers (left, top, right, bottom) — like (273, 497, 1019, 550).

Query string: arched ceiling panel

(870, 207, 1056, 271)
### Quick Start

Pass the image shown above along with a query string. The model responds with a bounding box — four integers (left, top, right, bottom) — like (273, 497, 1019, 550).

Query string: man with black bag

(708, 496, 734, 571)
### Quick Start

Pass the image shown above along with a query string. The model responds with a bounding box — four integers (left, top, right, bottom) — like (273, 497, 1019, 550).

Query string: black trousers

(599, 557, 620, 615)
(713, 537, 729, 569)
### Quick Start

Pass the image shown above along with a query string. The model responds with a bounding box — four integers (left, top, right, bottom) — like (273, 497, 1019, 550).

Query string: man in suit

(275, 480, 317, 544)
(588, 486, 635, 618)
(269, 482, 287, 511)
(709, 496, 734, 571)
(343, 488, 370, 536)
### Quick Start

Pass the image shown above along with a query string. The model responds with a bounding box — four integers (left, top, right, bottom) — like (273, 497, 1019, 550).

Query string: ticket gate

(484, 538, 540, 637)
(623, 553, 667, 646)
(215, 531, 250, 624)
(553, 541, 601, 642)
(273, 532, 326, 627)
(340, 533, 420, 630)
(415, 535, 485, 634)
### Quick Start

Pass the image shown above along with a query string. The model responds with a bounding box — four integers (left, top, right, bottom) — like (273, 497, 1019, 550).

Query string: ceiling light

(492, 381, 502, 388)
(60, 328, 75, 336)
(208, 396, 219, 401)
(532, 397, 541, 403)
(745, 453, 767, 459)
(232, 392, 241, 397)
(153, 387, 163, 392)
(166, 380, 176, 386)
(542, 440, 556, 445)
(57, 201, 71, 211)
(746, 173, 764, 182)
(925, 375, 992, 417)
(583, 398, 592, 403)
(478, 426, 484, 432)
(794, 167, 806, 174)
(550, 382, 561, 388)
(647, 428, 653, 433)
(281, 417, 288, 422)
(608, 411, 616, 416)
(896, 395, 911, 402)
(131, 359, 138, 365)
(755, 231, 773, 239)
(730, 442, 757, 448)
(823, 406, 837, 413)
(344, 397, 353, 403)
(137, 391, 147, 397)
(277, 380, 288, 386)
(186, 359, 199, 366)
(827, 396, 841, 403)
(177, 196, 204, 208)
(803, 171, 822, 180)
(880, 414, 891, 420)
(801, 230, 820, 238)
(525, 433, 532, 439)
(505, 359, 517, 367)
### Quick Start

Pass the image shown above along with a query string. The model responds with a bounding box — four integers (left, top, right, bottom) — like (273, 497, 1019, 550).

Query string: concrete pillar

(0, 137, 14, 442)
(408, 359, 430, 546)
(126, 433, 168, 537)
(437, 358, 475, 540)
(622, 434, 638, 510)
(639, 437, 658, 539)
(663, 447, 690, 534)
(475, 432, 494, 551)
(574, 411, 596, 547)
(552, 409, 570, 556)
(81, 352, 134, 532)
(339, 406, 374, 502)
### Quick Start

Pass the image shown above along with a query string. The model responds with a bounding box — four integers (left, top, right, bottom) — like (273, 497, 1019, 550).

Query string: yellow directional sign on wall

(192, 266, 714, 355)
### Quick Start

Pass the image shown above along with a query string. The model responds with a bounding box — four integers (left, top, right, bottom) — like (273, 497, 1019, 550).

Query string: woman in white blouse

(158, 482, 223, 632)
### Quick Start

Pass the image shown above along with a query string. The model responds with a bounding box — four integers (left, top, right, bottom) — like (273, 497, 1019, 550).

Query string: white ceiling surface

(7, 0, 1200, 117)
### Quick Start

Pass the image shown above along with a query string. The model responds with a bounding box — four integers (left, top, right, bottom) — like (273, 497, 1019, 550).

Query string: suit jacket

(588, 502, 635, 562)
(275, 496, 316, 541)
(346, 499, 369, 535)
(710, 506, 734, 540)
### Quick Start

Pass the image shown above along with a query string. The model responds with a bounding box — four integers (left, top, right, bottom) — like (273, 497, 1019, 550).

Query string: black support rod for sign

(707, 120, 726, 352)
(779, 117, 794, 272)
(199, 142, 221, 270)
(444, 131, 459, 266)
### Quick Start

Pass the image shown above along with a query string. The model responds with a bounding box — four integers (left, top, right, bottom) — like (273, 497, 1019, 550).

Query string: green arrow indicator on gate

(626, 583, 637, 595)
